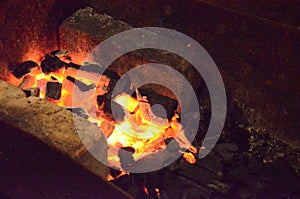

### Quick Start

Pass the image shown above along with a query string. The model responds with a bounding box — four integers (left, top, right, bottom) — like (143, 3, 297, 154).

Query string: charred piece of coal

(41, 54, 65, 74)
(46, 82, 62, 100)
(132, 88, 178, 120)
(80, 64, 120, 84)
(11, 61, 38, 79)
(97, 94, 125, 122)
(65, 62, 81, 70)
(66, 76, 95, 92)
(109, 168, 123, 179)
(23, 87, 40, 97)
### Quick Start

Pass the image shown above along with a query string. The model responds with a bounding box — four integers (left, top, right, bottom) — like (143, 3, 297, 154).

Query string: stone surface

(59, 7, 131, 64)
(88, 0, 300, 150)
(0, 80, 108, 179)
(0, 122, 131, 199)
(59, 7, 203, 107)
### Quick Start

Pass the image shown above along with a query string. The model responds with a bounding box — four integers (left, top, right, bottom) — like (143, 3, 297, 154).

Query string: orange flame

(7, 55, 198, 173)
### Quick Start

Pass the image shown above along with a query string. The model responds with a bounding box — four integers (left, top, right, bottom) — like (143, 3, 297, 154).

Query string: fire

(107, 94, 169, 160)
(183, 152, 196, 164)
(155, 188, 160, 196)
(143, 186, 149, 195)
(107, 171, 129, 181)
(7, 55, 197, 176)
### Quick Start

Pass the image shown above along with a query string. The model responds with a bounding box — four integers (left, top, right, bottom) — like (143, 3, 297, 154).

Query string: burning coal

(6, 50, 197, 178)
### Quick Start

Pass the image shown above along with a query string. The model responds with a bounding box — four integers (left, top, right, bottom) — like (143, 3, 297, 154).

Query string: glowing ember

(143, 186, 149, 195)
(107, 171, 129, 181)
(7, 55, 197, 177)
(155, 188, 160, 196)
(183, 152, 197, 164)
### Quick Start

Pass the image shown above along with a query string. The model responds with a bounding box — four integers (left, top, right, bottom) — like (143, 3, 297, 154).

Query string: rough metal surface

(0, 80, 108, 179)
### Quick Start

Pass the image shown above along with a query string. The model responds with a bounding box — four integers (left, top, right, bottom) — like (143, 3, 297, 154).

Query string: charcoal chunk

(97, 94, 125, 122)
(132, 88, 178, 120)
(8, 62, 19, 72)
(23, 87, 40, 97)
(46, 82, 62, 100)
(41, 54, 65, 74)
(105, 100, 125, 122)
(50, 49, 69, 57)
(80, 63, 133, 95)
(103, 69, 120, 80)
(12, 61, 38, 79)
(66, 76, 95, 92)
(65, 62, 81, 70)
(79, 63, 105, 74)
(80, 64, 120, 80)
(97, 95, 106, 105)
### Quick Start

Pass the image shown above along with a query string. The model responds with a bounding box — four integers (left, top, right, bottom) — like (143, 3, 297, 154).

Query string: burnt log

(11, 61, 38, 79)
(0, 80, 109, 179)
(46, 82, 62, 100)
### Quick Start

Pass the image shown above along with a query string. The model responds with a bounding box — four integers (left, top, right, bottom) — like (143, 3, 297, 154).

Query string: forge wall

(0, 0, 299, 149)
